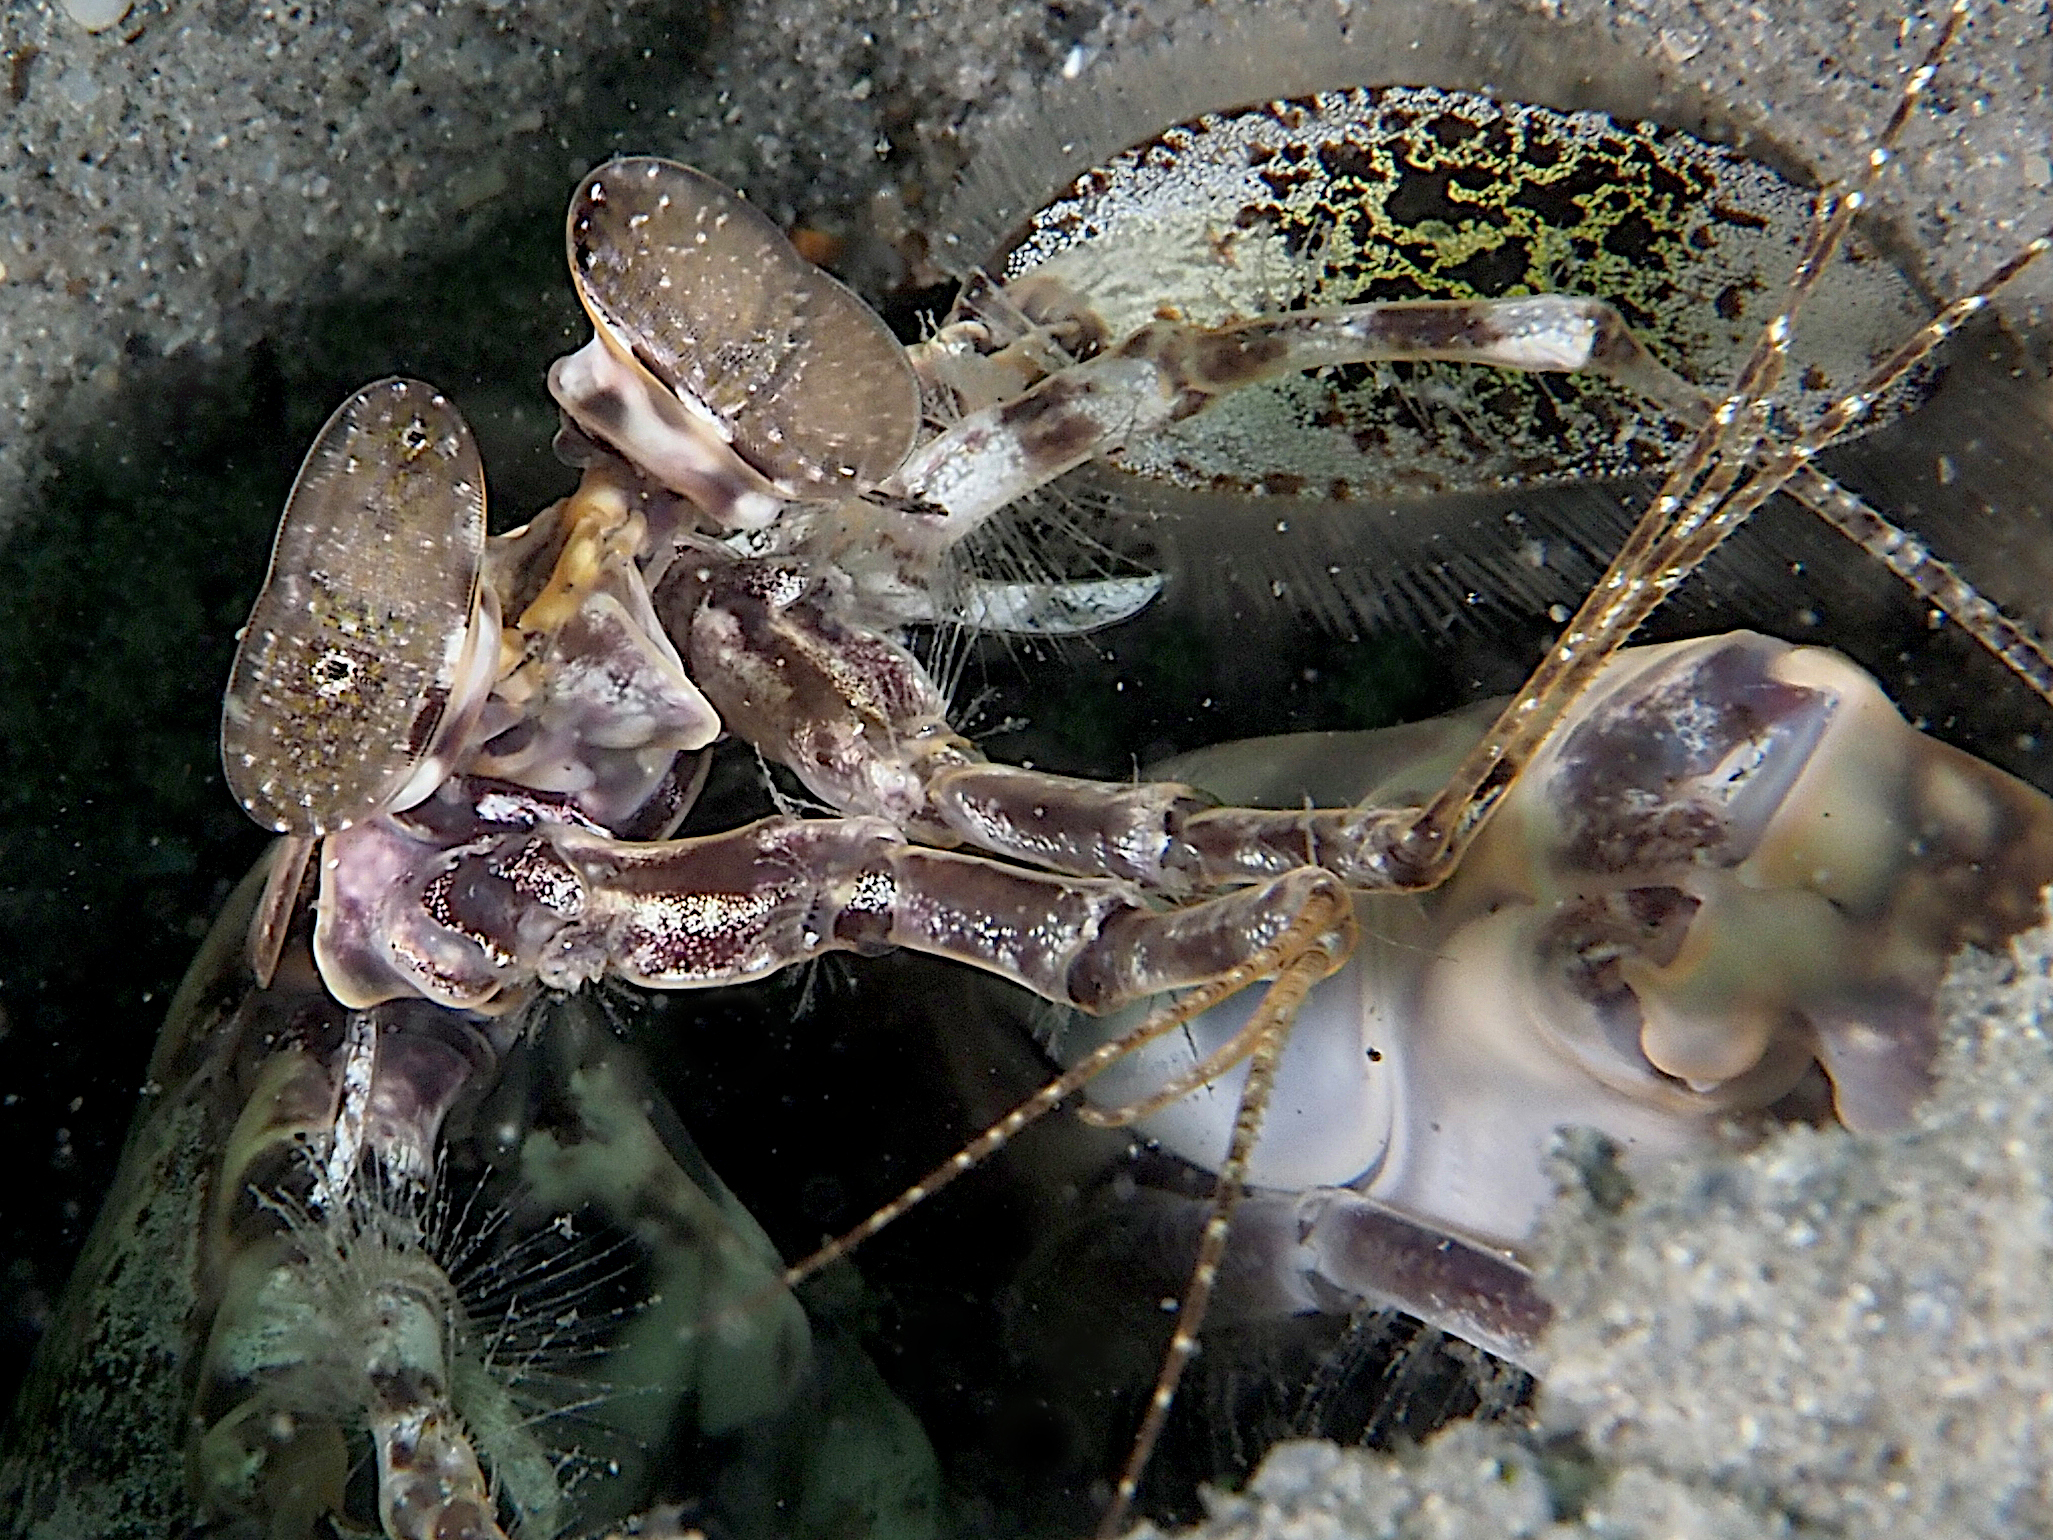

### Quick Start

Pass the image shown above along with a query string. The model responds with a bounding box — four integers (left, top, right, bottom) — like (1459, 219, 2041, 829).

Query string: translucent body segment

(567, 157, 920, 495)
(221, 378, 486, 835)
(991, 86, 1933, 499)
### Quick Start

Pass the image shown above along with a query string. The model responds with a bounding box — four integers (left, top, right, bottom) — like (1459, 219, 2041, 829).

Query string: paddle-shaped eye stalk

(563, 156, 920, 498)
(222, 378, 491, 835)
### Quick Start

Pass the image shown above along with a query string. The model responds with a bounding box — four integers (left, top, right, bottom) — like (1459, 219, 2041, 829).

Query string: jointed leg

(330, 797, 1355, 1017)
(882, 292, 1697, 551)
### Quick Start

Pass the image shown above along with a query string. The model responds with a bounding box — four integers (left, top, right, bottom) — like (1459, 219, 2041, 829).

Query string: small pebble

(62, 0, 132, 34)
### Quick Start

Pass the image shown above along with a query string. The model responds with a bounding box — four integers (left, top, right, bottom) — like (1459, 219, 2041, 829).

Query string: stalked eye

(221, 378, 487, 836)
(566, 156, 919, 495)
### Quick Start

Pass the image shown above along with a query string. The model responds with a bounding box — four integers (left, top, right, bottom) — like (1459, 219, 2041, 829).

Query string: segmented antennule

(221, 379, 492, 836)
(556, 157, 920, 505)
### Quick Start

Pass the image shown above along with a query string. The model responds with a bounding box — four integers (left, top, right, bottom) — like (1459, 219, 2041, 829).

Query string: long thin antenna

(1382, 0, 1975, 888)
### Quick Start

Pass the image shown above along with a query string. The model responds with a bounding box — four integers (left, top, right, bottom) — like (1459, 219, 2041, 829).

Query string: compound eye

(567, 155, 919, 496)
(222, 378, 487, 835)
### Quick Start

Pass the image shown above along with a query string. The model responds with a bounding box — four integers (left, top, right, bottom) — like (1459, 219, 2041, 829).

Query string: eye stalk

(221, 378, 498, 836)
(553, 155, 920, 518)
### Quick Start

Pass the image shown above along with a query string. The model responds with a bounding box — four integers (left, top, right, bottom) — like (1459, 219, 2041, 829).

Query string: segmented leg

(669, 542, 1430, 894)
(883, 292, 1696, 550)
(202, 11, 2047, 1532)
(186, 977, 535, 1540)
(790, 10, 2044, 1524)
(317, 785, 1355, 1020)
(369, 1338, 509, 1540)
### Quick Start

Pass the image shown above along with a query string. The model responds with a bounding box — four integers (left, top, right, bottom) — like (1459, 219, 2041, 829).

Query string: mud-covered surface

(1, 0, 2051, 1533)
